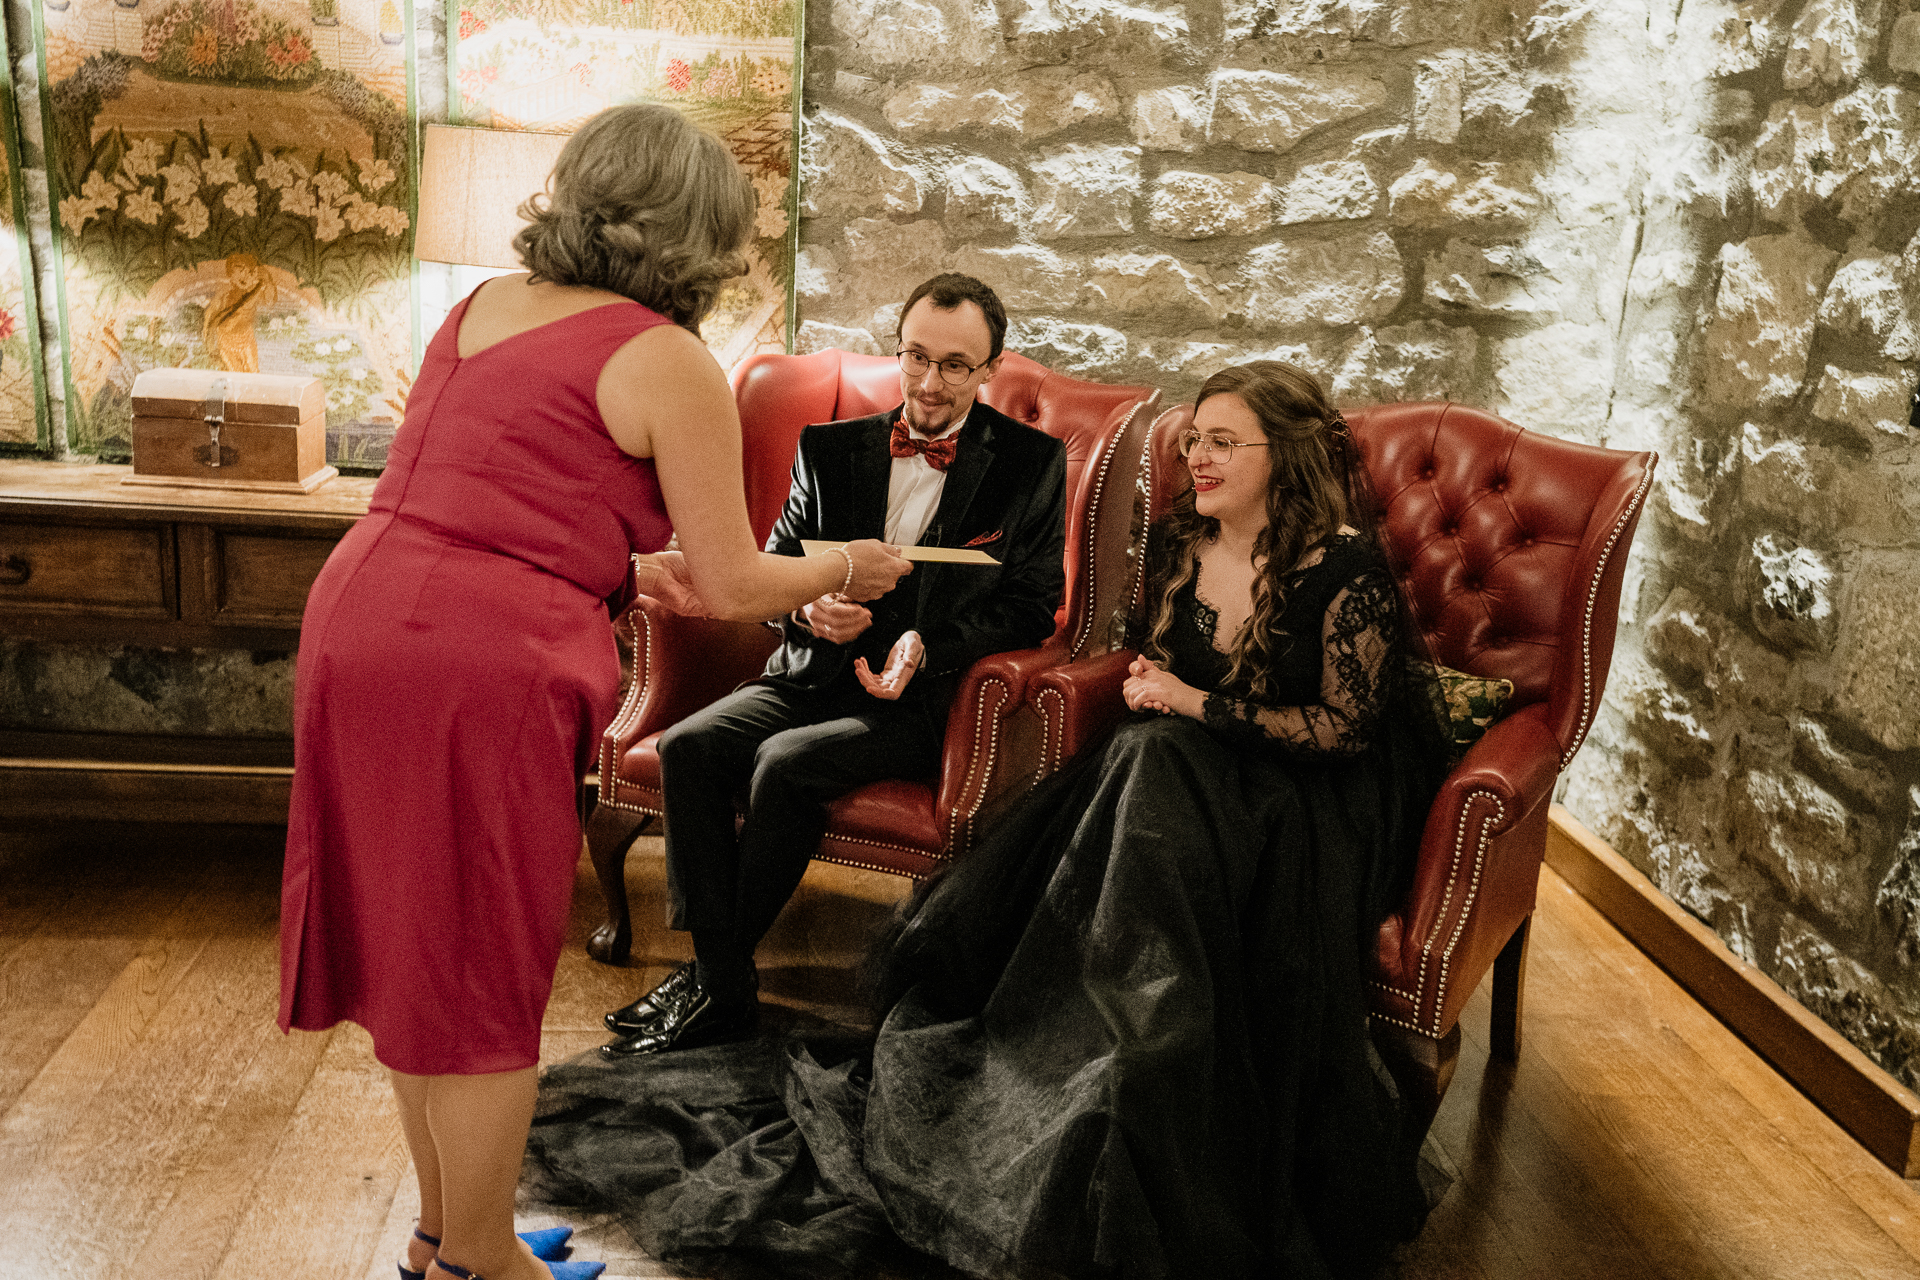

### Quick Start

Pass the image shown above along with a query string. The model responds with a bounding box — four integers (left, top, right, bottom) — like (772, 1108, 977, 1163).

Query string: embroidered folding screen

(0, 15, 51, 449)
(447, 0, 800, 367)
(32, 0, 416, 465)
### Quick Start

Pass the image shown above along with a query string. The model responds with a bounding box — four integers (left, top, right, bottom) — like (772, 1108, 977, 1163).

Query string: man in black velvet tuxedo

(603, 273, 1068, 1055)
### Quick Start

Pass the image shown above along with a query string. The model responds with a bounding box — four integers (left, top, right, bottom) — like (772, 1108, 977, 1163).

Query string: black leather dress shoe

(605, 962, 758, 1036)
(603, 961, 698, 1035)
(599, 978, 758, 1058)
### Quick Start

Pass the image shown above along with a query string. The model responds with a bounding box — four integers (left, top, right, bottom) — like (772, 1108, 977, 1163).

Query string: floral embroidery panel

(449, 0, 798, 367)
(34, 0, 415, 464)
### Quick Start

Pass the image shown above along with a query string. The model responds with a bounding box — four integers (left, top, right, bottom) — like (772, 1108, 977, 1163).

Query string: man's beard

(904, 394, 959, 434)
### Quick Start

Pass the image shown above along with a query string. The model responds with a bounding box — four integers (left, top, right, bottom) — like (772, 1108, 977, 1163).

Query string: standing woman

(277, 105, 910, 1280)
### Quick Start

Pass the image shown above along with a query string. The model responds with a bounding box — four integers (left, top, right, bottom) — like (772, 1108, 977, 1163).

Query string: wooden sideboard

(0, 460, 376, 822)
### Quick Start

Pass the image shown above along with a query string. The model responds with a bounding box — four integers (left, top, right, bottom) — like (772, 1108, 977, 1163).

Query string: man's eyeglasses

(1178, 431, 1270, 463)
(898, 349, 985, 386)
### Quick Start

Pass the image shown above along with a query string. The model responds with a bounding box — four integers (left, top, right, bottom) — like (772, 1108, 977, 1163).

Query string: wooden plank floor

(1, 819, 1916, 1280)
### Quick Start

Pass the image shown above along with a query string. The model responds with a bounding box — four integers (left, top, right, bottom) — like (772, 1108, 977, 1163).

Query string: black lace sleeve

(1201, 567, 1399, 759)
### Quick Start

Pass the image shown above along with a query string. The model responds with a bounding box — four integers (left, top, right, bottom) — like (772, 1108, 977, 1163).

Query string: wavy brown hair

(512, 104, 755, 332)
(1142, 361, 1363, 701)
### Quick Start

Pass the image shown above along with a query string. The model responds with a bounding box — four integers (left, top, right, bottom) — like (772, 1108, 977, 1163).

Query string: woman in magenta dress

(277, 105, 910, 1280)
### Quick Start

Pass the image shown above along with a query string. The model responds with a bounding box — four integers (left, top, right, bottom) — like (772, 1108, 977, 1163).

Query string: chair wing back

(1347, 402, 1655, 765)
(1107, 403, 1194, 636)
(730, 348, 1155, 654)
(980, 353, 1158, 655)
(731, 349, 901, 545)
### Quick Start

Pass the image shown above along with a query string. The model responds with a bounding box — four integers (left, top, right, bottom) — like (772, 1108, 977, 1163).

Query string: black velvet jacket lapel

(850, 412, 896, 542)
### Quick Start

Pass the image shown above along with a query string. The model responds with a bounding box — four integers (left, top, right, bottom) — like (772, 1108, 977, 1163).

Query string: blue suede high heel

(430, 1258, 606, 1280)
(397, 1225, 581, 1280)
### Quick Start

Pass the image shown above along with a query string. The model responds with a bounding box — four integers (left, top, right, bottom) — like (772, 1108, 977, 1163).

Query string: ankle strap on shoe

(414, 1227, 443, 1248)
(429, 1262, 481, 1280)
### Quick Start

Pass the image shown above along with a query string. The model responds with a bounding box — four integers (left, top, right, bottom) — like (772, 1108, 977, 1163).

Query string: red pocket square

(963, 529, 1003, 548)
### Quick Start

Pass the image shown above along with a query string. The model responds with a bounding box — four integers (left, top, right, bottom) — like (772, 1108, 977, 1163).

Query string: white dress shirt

(883, 415, 966, 547)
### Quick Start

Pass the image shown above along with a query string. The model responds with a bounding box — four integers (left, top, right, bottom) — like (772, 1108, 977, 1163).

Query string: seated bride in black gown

(526, 360, 1454, 1280)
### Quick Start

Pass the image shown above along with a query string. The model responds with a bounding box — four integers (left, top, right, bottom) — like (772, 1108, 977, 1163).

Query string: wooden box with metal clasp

(125, 369, 338, 494)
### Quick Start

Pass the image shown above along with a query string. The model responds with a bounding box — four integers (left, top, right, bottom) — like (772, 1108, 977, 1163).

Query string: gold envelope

(801, 539, 999, 565)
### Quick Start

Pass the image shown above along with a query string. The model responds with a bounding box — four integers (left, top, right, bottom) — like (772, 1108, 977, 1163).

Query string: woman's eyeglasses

(897, 349, 984, 386)
(1178, 431, 1270, 463)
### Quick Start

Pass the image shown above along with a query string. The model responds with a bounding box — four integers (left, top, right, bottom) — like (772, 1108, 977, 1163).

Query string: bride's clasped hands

(1122, 653, 1205, 719)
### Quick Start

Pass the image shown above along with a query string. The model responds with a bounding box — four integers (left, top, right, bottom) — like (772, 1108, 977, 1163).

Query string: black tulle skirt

(526, 713, 1440, 1279)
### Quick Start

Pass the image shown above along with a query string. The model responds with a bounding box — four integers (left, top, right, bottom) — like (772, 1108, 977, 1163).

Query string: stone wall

(1559, 0, 1920, 1089)
(794, 0, 1920, 1084)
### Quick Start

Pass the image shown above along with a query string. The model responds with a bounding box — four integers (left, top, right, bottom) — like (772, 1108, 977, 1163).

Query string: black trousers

(656, 679, 944, 984)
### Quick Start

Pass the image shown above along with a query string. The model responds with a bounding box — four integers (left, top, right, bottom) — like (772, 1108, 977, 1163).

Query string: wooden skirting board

(0, 756, 294, 825)
(1547, 804, 1920, 1178)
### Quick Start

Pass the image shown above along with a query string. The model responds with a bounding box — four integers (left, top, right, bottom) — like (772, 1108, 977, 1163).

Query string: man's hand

(1122, 655, 1204, 719)
(855, 630, 925, 701)
(800, 594, 874, 645)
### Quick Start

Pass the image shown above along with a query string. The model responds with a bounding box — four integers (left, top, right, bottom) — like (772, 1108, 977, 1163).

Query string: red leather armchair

(1026, 400, 1656, 1130)
(584, 348, 1158, 964)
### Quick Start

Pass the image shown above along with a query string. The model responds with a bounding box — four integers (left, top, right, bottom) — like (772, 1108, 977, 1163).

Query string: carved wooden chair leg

(1370, 1019, 1463, 1141)
(585, 804, 652, 965)
(1489, 913, 1533, 1063)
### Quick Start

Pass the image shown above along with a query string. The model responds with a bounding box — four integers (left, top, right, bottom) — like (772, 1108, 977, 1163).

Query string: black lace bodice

(1151, 531, 1400, 759)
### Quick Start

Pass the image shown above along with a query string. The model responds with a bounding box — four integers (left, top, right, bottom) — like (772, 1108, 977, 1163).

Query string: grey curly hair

(512, 104, 756, 331)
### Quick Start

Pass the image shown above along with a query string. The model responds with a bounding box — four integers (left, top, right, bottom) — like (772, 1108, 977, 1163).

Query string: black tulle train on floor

(526, 706, 1440, 1280)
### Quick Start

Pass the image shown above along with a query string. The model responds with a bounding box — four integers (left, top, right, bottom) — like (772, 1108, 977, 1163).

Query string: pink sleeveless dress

(278, 291, 674, 1075)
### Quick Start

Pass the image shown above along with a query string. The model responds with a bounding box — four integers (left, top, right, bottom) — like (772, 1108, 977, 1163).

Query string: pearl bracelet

(830, 546, 854, 595)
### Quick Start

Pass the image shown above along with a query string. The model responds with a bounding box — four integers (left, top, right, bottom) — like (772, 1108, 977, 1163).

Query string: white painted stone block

(1148, 171, 1274, 240)
(1030, 145, 1141, 239)
(1276, 160, 1378, 224)
(1238, 230, 1403, 328)
(1208, 67, 1386, 154)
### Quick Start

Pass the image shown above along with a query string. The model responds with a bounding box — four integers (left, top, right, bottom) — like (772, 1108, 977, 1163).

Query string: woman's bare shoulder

(605, 317, 713, 370)
(598, 319, 731, 459)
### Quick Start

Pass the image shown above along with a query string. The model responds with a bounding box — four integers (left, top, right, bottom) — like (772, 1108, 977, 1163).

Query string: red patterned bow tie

(890, 421, 959, 472)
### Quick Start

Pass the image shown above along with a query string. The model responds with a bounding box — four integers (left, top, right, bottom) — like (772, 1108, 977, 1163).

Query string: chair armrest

(1396, 702, 1563, 971)
(1028, 648, 1136, 778)
(929, 641, 1074, 853)
(601, 599, 780, 760)
(964, 640, 1072, 704)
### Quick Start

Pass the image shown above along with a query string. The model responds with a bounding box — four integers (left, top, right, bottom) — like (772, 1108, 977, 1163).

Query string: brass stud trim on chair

(600, 584, 656, 791)
(818, 830, 955, 871)
(1125, 421, 1158, 626)
(1368, 975, 1418, 1004)
(1035, 687, 1065, 780)
(1407, 789, 1505, 1036)
(943, 676, 1012, 857)
(1563, 462, 1654, 771)
(1367, 1008, 1431, 1037)
(1425, 791, 1507, 1035)
(1066, 398, 1154, 662)
(809, 850, 936, 879)
(1067, 420, 1117, 663)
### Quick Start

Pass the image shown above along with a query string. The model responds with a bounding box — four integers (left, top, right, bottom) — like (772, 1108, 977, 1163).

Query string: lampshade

(414, 124, 571, 268)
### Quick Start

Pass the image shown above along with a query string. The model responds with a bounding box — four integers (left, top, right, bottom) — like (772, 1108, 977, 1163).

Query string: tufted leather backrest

(1138, 399, 1654, 764)
(1348, 403, 1653, 762)
(730, 348, 1155, 647)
